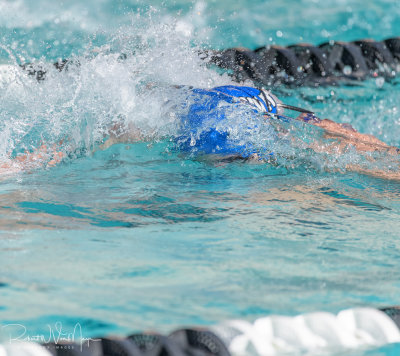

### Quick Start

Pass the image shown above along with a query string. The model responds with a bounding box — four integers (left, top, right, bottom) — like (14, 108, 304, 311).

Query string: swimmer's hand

(100, 123, 144, 150)
(0, 143, 65, 173)
(18, 144, 64, 168)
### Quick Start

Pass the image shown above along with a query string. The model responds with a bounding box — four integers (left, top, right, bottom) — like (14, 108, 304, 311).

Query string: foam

(212, 308, 400, 356)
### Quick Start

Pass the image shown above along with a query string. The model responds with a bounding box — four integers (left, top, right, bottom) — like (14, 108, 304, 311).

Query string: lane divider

(7, 37, 400, 88)
(1, 307, 400, 355)
(206, 37, 400, 86)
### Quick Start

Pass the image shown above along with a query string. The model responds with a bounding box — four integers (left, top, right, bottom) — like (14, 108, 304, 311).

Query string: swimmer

(4, 85, 400, 179)
(105, 85, 400, 158)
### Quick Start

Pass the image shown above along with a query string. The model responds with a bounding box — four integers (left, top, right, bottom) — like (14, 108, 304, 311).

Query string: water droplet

(375, 77, 385, 88)
(276, 31, 283, 38)
(343, 65, 352, 75)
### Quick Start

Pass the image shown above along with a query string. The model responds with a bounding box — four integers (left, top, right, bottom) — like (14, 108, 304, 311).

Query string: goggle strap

(277, 103, 314, 114)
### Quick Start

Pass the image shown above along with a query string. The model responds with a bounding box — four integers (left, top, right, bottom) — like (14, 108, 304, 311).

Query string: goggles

(260, 89, 321, 124)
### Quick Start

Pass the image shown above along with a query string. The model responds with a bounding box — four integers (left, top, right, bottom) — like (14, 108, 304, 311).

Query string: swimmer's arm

(293, 114, 400, 179)
(345, 165, 400, 180)
(0, 144, 64, 173)
(100, 123, 144, 150)
(295, 114, 399, 154)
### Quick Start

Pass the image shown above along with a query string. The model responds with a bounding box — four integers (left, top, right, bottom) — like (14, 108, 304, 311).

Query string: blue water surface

(1, 1, 400, 355)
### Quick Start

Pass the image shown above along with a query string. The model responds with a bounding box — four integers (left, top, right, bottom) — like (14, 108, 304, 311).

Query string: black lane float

(2, 306, 400, 356)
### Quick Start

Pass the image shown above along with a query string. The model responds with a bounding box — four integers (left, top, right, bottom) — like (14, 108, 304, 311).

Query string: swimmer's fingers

(109, 122, 126, 137)
(47, 145, 65, 167)
(14, 143, 65, 169)
(99, 137, 116, 150)
(15, 149, 47, 163)
(47, 152, 64, 167)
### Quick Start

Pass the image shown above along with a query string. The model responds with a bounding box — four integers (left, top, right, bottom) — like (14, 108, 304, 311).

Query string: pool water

(1, 1, 400, 355)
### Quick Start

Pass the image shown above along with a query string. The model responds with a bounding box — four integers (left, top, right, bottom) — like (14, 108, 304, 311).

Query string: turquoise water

(1, 1, 400, 355)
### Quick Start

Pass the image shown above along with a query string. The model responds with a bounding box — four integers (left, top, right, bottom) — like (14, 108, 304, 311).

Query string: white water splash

(0, 18, 234, 165)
